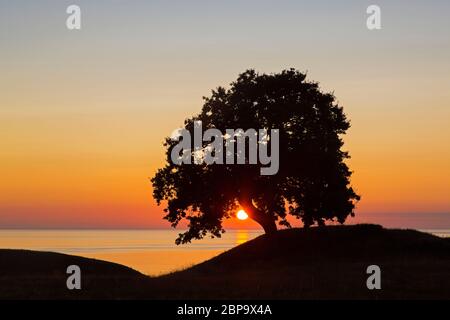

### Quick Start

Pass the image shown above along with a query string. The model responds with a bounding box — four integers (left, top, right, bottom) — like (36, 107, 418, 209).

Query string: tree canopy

(151, 69, 360, 244)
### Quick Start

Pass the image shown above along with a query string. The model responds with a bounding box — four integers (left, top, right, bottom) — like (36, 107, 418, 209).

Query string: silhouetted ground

(1, 224, 449, 299)
(0, 249, 147, 299)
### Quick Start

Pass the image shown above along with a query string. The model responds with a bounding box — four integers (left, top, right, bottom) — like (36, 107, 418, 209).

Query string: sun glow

(236, 210, 248, 220)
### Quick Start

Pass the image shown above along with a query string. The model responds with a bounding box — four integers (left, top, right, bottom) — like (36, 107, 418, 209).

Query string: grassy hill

(0, 249, 147, 299)
(1, 224, 449, 299)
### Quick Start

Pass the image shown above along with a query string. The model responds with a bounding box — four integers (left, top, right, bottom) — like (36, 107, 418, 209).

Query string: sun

(236, 209, 248, 220)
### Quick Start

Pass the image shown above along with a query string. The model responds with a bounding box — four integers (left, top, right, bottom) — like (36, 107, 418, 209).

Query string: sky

(0, 0, 449, 229)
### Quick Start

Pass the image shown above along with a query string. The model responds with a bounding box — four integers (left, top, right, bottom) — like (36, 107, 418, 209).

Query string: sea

(0, 229, 448, 276)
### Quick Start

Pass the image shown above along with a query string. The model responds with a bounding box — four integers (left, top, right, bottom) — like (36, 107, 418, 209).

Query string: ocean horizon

(0, 229, 263, 276)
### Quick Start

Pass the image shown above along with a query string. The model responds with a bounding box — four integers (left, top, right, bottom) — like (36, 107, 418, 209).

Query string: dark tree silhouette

(152, 69, 360, 244)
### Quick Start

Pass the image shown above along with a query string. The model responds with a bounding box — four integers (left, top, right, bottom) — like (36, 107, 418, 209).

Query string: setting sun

(236, 210, 248, 220)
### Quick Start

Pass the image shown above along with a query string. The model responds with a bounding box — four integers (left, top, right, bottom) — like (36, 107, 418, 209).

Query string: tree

(151, 69, 360, 244)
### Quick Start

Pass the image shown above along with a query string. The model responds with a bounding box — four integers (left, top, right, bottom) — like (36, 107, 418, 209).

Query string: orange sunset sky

(0, 1, 449, 229)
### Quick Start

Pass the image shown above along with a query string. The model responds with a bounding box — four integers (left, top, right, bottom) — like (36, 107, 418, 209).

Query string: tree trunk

(259, 216, 277, 234)
(238, 196, 277, 234)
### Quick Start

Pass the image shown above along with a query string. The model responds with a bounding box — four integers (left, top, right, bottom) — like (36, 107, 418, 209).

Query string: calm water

(0, 229, 448, 276)
(0, 229, 263, 275)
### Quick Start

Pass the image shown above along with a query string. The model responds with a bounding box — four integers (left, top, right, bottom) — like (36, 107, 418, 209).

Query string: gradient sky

(1, 0, 449, 229)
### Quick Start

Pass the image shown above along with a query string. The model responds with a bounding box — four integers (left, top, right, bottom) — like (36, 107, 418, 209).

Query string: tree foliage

(151, 69, 360, 244)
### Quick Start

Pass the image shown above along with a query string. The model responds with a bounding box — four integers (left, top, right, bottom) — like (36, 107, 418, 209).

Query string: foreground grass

(1, 224, 449, 299)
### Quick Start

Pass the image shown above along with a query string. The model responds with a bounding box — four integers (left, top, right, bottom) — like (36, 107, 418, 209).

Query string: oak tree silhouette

(151, 69, 360, 244)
